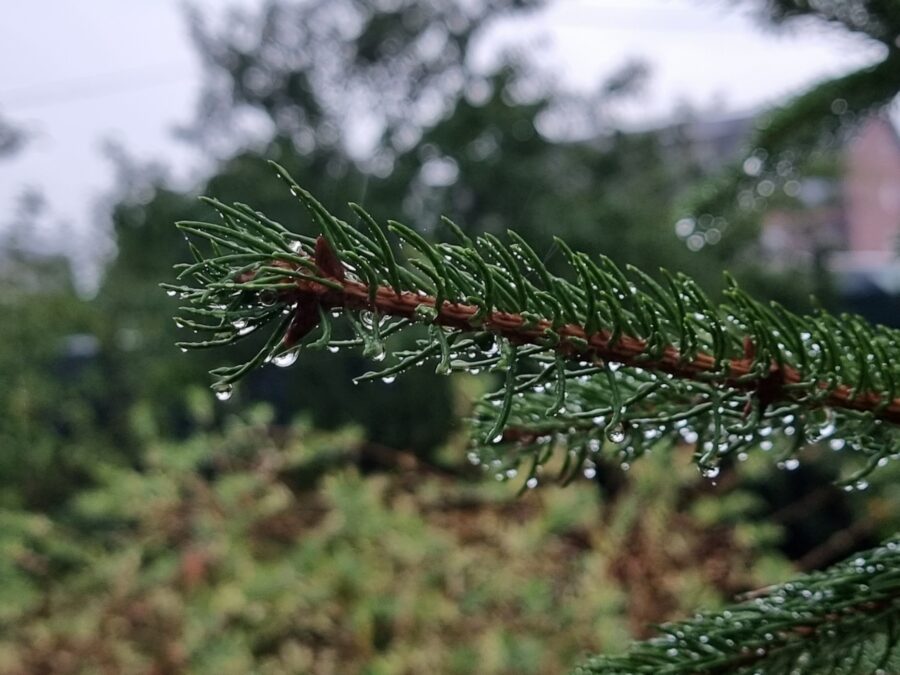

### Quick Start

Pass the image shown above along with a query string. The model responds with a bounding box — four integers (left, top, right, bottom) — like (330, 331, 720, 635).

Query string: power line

(0, 62, 194, 110)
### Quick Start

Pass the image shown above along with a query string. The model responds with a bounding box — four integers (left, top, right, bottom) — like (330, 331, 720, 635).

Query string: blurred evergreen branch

(577, 536, 900, 674)
(167, 165, 900, 672)
(682, 0, 900, 232)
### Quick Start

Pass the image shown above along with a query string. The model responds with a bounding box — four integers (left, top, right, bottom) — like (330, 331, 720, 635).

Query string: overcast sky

(0, 0, 885, 285)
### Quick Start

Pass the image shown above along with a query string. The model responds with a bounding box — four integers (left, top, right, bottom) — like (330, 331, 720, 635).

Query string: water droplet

(606, 423, 626, 444)
(232, 319, 247, 330)
(166, 289, 177, 297)
(327, 345, 340, 353)
(381, 375, 396, 384)
(681, 429, 699, 444)
(273, 350, 299, 368)
(817, 409, 836, 437)
(289, 240, 303, 253)
(700, 465, 720, 479)
(583, 466, 597, 479)
(526, 477, 538, 489)
(214, 385, 233, 401)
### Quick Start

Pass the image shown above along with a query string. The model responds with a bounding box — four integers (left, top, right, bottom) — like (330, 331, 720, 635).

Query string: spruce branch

(166, 164, 900, 486)
(574, 535, 900, 675)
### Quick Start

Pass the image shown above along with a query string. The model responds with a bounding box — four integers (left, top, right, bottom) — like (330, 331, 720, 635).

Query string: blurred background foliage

(2, 0, 900, 672)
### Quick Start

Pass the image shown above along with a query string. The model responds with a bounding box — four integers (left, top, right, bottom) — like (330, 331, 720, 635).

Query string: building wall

(842, 117, 900, 263)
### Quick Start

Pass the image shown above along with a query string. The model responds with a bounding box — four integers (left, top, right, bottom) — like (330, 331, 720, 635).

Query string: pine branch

(166, 164, 900, 487)
(574, 535, 900, 675)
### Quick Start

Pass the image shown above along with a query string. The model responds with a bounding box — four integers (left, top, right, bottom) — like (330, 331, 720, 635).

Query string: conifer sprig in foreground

(167, 165, 900, 673)
(165, 163, 900, 487)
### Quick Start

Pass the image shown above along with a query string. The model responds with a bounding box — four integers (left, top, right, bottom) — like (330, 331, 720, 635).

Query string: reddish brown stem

(290, 274, 900, 426)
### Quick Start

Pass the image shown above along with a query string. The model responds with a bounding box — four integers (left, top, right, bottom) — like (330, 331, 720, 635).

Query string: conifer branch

(575, 536, 900, 674)
(166, 164, 900, 486)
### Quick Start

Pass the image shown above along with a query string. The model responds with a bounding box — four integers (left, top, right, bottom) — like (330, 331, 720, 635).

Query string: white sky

(0, 0, 885, 283)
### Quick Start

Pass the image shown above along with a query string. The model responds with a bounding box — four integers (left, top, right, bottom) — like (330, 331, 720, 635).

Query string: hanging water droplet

(817, 409, 836, 437)
(273, 349, 299, 368)
(583, 466, 597, 479)
(505, 468, 518, 479)
(214, 385, 233, 401)
(232, 319, 247, 330)
(784, 458, 800, 471)
(259, 290, 277, 307)
(700, 465, 720, 479)
(526, 477, 538, 489)
(681, 429, 699, 444)
(606, 423, 626, 444)
(327, 345, 340, 353)
(381, 375, 396, 384)
(166, 289, 177, 297)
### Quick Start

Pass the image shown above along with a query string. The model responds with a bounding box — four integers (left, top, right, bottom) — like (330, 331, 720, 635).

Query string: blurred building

(666, 113, 900, 322)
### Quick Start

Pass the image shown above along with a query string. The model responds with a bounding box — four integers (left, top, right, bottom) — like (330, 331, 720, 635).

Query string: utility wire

(1, 62, 193, 110)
